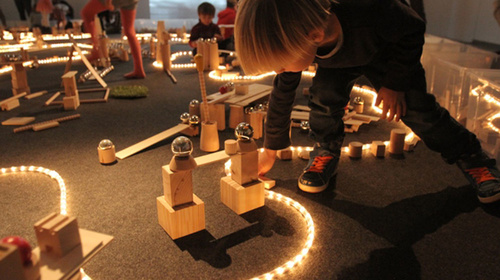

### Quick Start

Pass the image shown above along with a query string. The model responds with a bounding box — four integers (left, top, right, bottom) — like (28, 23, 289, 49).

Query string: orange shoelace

(465, 167, 497, 184)
(306, 155, 334, 173)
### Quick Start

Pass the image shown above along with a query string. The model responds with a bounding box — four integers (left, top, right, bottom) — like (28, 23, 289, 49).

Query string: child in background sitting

(189, 2, 223, 55)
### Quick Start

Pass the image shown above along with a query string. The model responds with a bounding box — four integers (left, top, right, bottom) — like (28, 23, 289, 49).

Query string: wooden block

(225, 139, 238, 155)
(97, 145, 116, 164)
(291, 111, 310, 121)
(229, 105, 245, 129)
(220, 176, 265, 215)
(157, 194, 205, 240)
(0, 243, 25, 280)
(62, 71, 78, 97)
(2, 117, 35, 126)
(0, 92, 26, 107)
(231, 149, 259, 185)
(162, 165, 193, 207)
(277, 148, 293, 160)
(249, 111, 264, 139)
(293, 105, 311, 112)
(348, 141, 363, 159)
(235, 84, 249, 95)
(1, 99, 20, 111)
(33, 121, 59, 131)
(34, 213, 81, 258)
(370, 141, 386, 157)
(389, 129, 406, 155)
(169, 155, 197, 172)
(63, 95, 80, 110)
(404, 137, 420, 152)
(23, 253, 40, 280)
(259, 175, 276, 189)
(342, 110, 356, 121)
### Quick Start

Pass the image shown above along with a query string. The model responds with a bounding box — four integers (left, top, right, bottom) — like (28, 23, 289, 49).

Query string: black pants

(14, 0, 32, 21)
(308, 62, 481, 164)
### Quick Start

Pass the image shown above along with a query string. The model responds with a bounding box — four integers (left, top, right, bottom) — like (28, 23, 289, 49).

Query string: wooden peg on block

(235, 84, 249, 95)
(225, 139, 238, 155)
(388, 129, 406, 155)
(370, 141, 386, 157)
(34, 213, 81, 258)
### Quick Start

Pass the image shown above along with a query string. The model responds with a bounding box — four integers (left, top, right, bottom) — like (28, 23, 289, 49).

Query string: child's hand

(258, 148, 277, 175)
(375, 87, 406, 122)
(215, 34, 224, 41)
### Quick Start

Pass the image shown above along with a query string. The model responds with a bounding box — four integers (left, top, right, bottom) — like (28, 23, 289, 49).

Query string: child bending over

(235, 0, 500, 203)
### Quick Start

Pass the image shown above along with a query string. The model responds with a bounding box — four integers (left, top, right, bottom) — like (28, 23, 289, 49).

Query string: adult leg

(81, 0, 108, 61)
(120, 8, 145, 79)
(14, 0, 27, 20)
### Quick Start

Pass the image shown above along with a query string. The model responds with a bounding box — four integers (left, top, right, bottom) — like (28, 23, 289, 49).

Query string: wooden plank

(0, 92, 26, 106)
(224, 84, 272, 105)
(208, 91, 235, 104)
(290, 111, 309, 121)
(194, 150, 230, 166)
(25, 90, 47, 99)
(33, 121, 59, 131)
(115, 124, 190, 160)
(293, 104, 310, 112)
(2, 117, 35, 126)
(45, 91, 61, 106)
(70, 39, 107, 88)
(14, 114, 80, 133)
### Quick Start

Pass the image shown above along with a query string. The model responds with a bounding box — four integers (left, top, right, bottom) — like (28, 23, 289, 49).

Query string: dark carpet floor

(0, 38, 499, 280)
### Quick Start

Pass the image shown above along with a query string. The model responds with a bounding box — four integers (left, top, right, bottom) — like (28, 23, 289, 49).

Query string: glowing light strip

(1, 166, 67, 215)
(250, 190, 315, 280)
(351, 85, 382, 114)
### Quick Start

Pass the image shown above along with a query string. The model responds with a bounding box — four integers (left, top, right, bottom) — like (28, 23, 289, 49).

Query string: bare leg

(121, 8, 145, 79)
(81, 0, 108, 61)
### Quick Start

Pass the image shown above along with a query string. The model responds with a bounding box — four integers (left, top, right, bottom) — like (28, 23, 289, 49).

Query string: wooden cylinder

(209, 41, 219, 71)
(98, 145, 116, 164)
(161, 43, 171, 71)
(200, 121, 219, 152)
(189, 103, 201, 118)
(348, 141, 363, 158)
(225, 139, 238, 155)
(388, 129, 406, 155)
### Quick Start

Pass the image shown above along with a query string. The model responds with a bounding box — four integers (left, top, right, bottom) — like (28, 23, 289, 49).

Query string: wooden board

(33, 228, 113, 280)
(194, 150, 230, 166)
(293, 105, 310, 112)
(224, 84, 272, 106)
(70, 39, 107, 88)
(116, 124, 189, 160)
(290, 111, 310, 121)
(2, 117, 35, 126)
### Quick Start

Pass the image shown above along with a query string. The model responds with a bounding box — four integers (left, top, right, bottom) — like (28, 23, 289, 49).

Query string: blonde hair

(235, 0, 331, 75)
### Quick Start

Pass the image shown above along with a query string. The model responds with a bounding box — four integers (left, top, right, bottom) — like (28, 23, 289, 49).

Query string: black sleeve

(264, 72, 302, 150)
(375, 0, 426, 92)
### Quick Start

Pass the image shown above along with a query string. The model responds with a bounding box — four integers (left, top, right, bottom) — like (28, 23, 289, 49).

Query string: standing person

(35, 0, 53, 29)
(14, 0, 32, 21)
(189, 2, 223, 55)
(217, 0, 237, 50)
(81, 0, 145, 79)
(235, 0, 500, 203)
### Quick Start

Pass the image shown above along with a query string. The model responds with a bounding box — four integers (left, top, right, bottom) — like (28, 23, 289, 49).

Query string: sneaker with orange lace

(298, 147, 339, 193)
(457, 152, 500, 203)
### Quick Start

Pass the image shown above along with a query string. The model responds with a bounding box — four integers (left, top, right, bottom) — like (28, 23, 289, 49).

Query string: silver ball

(180, 112, 190, 123)
(190, 99, 200, 106)
(353, 96, 364, 105)
(300, 121, 310, 131)
(189, 115, 200, 126)
(255, 103, 265, 111)
(98, 139, 114, 150)
(171, 136, 193, 157)
(235, 122, 254, 141)
(244, 107, 255, 114)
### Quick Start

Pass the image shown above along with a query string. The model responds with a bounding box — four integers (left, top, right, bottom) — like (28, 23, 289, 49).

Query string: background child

(235, 0, 500, 203)
(35, 0, 53, 29)
(217, 0, 237, 51)
(189, 2, 223, 55)
(81, 0, 145, 79)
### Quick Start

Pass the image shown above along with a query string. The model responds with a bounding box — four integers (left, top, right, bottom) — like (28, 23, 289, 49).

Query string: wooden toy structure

(0, 213, 113, 280)
(221, 123, 265, 215)
(196, 38, 219, 71)
(194, 54, 219, 152)
(157, 137, 205, 239)
(0, 92, 26, 111)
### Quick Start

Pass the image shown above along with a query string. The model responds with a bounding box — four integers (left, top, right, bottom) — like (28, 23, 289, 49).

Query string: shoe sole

(478, 192, 500, 204)
(297, 172, 336, 194)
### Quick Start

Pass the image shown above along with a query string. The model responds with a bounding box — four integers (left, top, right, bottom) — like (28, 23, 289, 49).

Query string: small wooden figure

(221, 123, 265, 215)
(157, 136, 205, 240)
(10, 62, 31, 96)
(62, 71, 80, 110)
(388, 129, 406, 155)
(98, 139, 116, 164)
(34, 213, 81, 258)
